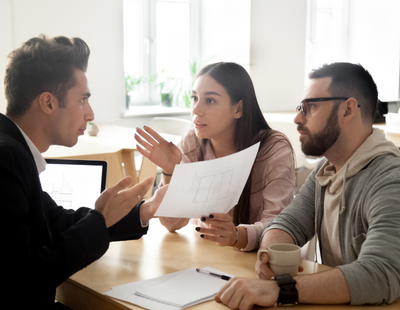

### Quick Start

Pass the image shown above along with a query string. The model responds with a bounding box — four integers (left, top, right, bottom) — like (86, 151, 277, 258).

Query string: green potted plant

(157, 69, 175, 107)
(87, 121, 99, 136)
(175, 60, 199, 108)
(159, 80, 174, 107)
(125, 74, 145, 108)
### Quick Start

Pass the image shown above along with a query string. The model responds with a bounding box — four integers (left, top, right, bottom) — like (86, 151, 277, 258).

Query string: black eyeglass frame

(296, 97, 359, 116)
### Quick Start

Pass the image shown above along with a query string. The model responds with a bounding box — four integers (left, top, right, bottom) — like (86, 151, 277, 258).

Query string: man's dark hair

(309, 62, 378, 124)
(4, 34, 90, 118)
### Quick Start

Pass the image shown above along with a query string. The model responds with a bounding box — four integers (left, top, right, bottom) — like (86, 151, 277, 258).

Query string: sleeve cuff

(140, 218, 149, 228)
(238, 225, 256, 251)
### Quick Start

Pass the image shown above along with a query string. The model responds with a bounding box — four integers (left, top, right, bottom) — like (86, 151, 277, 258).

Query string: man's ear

(38, 92, 58, 115)
(341, 98, 359, 123)
(234, 100, 243, 119)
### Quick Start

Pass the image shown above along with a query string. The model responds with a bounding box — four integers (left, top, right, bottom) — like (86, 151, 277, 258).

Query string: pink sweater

(159, 130, 296, 251)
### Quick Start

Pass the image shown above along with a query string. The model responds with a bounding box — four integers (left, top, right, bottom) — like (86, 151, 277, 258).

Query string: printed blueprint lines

(154, 142, 260, 218)
(42, 176, 73, 208)
(192, 169, 233, 208)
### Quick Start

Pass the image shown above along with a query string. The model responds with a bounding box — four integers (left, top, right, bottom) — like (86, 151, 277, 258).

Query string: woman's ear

(234, 100, 243, 119)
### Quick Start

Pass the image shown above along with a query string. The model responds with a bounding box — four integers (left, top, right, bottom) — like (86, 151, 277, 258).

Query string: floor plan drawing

(42, 176, 73, 208)
(192, 169, 233, 208)
(155, 142, 260, 218)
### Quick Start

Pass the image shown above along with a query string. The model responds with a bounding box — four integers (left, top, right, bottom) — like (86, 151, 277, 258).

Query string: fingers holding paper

(214, 277, 279, 309)
(196, 213, 238, 247)
(135, 126, 182, 174)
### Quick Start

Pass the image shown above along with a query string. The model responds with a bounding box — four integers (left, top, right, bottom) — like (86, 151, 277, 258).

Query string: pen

(196, 268, 231, 281)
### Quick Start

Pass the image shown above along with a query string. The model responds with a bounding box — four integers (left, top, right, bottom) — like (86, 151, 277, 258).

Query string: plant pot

(126, 95, 131, 109)
(88, 123, 99, 136)
(161, 93, 172, 107)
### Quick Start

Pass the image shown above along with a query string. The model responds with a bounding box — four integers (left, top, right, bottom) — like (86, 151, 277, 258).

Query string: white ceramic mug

(257, 243, 301, 276)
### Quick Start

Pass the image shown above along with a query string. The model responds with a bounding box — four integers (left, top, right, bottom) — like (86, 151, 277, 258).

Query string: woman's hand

(135, 126, 182, 174)
(195, 213, 238, 247)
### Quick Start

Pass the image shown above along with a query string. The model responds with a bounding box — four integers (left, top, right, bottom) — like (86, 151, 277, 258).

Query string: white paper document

(104, 267, 232, 310)
(155, 142, 260, 218)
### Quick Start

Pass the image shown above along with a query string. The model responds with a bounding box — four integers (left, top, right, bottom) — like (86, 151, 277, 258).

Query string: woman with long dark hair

(135, 62, 295, 251)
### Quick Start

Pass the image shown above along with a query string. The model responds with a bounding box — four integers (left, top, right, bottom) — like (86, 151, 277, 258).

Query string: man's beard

(298, 105, 341, 157)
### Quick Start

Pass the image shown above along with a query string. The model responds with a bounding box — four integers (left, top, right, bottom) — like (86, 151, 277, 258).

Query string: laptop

(40, 158, 107, 210)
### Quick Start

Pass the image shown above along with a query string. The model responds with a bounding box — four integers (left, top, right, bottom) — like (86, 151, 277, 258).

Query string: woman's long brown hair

(188, 62, 294, 225)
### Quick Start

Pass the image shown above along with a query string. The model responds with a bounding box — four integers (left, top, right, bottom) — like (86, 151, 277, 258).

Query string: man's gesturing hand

(95, 176, 154, 227)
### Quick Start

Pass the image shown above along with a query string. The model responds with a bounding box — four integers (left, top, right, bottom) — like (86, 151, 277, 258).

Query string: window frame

(123, 0, 200, 106)
(305, 0, 350, 81)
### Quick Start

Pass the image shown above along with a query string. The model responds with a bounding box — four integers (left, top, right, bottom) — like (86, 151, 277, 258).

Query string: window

(306, 0, 400, 101)
(305, 0, 349, 79)
(123, 0, 199, 107)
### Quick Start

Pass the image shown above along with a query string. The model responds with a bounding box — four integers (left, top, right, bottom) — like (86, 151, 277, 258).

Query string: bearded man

(214, 62, 400, 309)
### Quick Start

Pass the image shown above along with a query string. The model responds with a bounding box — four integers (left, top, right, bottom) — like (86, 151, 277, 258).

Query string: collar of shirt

(11, 119, 47, 174)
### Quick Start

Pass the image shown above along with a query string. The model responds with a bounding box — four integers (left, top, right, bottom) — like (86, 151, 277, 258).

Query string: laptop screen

(40, 158, 107, 210)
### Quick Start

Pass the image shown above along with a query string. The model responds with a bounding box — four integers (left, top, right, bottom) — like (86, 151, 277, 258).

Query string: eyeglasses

(296, 97, 350, 116)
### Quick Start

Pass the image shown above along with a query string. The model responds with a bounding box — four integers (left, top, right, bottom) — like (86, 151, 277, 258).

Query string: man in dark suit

(0, 35, 166, 309)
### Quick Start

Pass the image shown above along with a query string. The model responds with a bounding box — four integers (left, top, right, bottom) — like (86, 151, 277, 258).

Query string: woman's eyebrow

(204, 91, 221, 96)
(191, 90, 221, 96)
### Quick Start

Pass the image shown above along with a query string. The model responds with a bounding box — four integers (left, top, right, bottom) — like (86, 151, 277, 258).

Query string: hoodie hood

(317, 128, 400, 214)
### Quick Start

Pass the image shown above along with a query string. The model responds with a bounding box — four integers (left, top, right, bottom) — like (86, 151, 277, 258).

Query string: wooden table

(55, 219, 400, 309)
(43, 124, 181, 197)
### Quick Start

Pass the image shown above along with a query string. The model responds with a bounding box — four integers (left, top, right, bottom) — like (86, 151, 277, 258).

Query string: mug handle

(257, 249, 268, 261)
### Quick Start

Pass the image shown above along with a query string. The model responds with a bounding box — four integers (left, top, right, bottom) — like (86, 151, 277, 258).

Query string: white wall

(0, 0, 253, 125)
(1, 0, 302, 120)
(4, 0, 396, 122)
(250, 0, 308, 113)
(199, 0, 251, 68)
(0, 0, 126, 122)
(348, 0, 400, 101)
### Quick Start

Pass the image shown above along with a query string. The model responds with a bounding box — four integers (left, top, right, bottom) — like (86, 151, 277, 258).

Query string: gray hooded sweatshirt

(264, 128, 400, 305)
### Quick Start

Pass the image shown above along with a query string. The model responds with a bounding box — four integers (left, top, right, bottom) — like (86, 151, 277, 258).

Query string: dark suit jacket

(0, 113, 148, 309)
